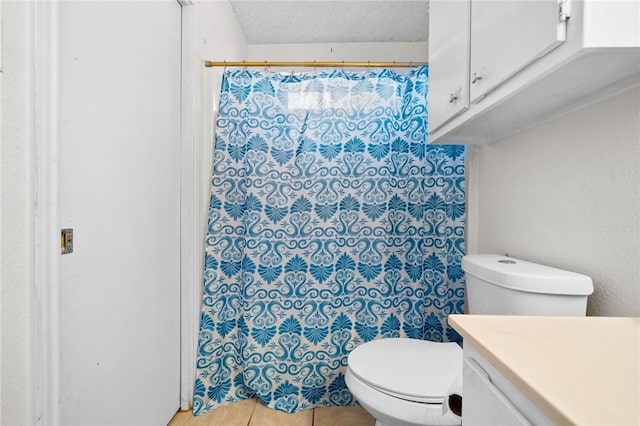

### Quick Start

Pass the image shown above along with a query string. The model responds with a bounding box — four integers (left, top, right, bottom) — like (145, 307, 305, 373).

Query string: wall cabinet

(428, 0, 640, 144)
(427, 0, 471, 131)
(469, 1, 567, 104)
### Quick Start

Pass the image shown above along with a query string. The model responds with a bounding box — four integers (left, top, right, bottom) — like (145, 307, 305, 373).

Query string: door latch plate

(61, 228, 74, 254)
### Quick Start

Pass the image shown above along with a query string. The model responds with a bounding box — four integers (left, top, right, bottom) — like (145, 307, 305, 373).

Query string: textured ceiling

(229, 1, 429, 44)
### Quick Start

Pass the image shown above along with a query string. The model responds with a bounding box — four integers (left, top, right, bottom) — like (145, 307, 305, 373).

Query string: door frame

(35, 1, 61, 423)
(34, 1, 202, 423)
(178, 0, 203, 411)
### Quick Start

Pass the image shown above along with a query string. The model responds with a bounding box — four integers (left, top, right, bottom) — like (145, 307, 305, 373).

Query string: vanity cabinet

(427, 0, 640, 144)
(462, 346, 554, 426)
(449, 315, 640, 426)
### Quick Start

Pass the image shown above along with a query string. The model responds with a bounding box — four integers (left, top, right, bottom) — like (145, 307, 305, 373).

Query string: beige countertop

(449, 315, 640, 426)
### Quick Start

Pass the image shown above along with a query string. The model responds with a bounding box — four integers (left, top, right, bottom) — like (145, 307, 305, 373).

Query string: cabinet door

(463, 358, 532, 425)
(470, 0, 567, 103)
(427, 0, 471, 134)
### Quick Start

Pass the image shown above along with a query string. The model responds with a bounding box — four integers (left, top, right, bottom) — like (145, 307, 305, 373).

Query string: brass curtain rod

(205, 61, 428, 68)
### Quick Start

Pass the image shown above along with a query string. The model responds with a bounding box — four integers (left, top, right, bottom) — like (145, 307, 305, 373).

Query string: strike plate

(61, 228, 73, 254)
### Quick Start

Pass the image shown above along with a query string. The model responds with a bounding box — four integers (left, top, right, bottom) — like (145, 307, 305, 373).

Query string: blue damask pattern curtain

(194, 66, 465, 415)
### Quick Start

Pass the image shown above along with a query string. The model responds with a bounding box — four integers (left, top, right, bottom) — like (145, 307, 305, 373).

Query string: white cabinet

(462, 346, 556, 426)
(428, 0, 640, 144)
(450, 316, 640, 425)
(427, 0, 471, 132)
(469, 0, 567, 103)
(462, 357, 531, 426)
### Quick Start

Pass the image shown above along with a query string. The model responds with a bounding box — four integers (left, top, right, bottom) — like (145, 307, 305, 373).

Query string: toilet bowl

(345, 338, 462, 426)
(346, 255, 594, 426)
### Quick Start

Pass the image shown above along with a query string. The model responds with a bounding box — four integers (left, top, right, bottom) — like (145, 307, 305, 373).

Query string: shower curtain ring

(409, 61, 413, 69)
(368, 61, 371, 72)
(314, 60, 317, 75)
(342, 60, 345, 71)
(223, 60, 227, 73)
(242, 60, 247, 71)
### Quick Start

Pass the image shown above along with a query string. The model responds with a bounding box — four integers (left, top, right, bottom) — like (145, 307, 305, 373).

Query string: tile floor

(167, 398, 375, 426)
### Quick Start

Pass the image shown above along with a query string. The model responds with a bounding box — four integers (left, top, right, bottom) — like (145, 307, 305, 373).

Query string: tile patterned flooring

(167, 399, 375, 426)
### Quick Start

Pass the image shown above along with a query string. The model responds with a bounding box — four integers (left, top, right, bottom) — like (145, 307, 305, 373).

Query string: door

(427, 0, 471, 133)
(58, 2, 181, 424)
(469, 0, 567, 103)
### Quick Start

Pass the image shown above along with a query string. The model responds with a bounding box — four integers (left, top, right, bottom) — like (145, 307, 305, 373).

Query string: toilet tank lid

(462, 254, 594, 295)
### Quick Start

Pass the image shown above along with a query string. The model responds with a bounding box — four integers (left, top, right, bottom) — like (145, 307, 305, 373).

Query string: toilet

(345, 254, 594, 426)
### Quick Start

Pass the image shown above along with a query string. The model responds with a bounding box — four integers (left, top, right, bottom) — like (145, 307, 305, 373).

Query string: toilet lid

(348, 338, 462, 403)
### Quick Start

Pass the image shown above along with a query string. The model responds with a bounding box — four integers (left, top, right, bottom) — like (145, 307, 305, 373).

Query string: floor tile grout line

(167, 401, 375, 426)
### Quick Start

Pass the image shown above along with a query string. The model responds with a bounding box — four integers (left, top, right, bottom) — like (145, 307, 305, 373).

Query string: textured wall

(200, 1, 248, 62)
(1, 1, 38, 425)
(248, 41, 427, 67)
(469, 86, 640, 316)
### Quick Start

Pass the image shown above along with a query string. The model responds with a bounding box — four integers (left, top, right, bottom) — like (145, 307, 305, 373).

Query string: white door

(58, 2, 181, 424)
(469, 0, 567, 103)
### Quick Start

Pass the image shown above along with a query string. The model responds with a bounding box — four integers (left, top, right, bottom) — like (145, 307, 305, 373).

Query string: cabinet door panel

(462, 358, 532, 426)
(470, 0, 566, 103)
(427, 0, 471, 133)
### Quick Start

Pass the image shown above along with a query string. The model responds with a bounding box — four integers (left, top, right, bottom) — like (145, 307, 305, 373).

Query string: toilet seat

(347, 338, 462, 403)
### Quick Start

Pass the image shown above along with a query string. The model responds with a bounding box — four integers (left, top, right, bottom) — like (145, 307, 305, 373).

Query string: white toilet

(345, 254, 594, 426)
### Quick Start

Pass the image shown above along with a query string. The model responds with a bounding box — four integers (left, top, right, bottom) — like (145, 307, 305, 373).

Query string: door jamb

(178, 0, 202, 411)
(34, 1, 61, 424)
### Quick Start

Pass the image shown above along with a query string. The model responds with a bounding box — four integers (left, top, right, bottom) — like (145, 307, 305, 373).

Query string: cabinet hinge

(559, 0, 571, 22)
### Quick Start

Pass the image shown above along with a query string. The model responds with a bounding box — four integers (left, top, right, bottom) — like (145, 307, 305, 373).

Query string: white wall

(200, 1, 248, 63)
(199, 0, 248, 113)
(0, 2, 38, 425)
(248, 41, 428, 65)
(469, 86, 640, 317)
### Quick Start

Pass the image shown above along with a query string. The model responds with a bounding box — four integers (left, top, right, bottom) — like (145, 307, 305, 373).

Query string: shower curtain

(193, 66, 466, 415)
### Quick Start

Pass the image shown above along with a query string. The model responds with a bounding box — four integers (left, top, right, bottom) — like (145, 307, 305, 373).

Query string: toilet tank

(462, 254, 594, 316)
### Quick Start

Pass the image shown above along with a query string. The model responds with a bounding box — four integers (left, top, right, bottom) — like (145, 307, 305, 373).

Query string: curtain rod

(205, 61, 428, 68)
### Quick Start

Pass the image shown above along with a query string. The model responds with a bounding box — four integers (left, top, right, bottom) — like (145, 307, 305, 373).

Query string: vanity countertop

(449, 315, 640, 426)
